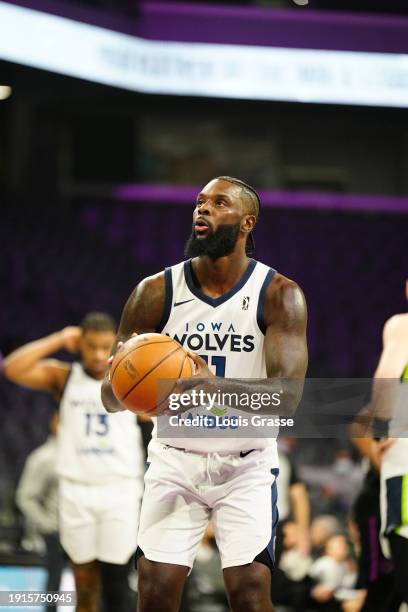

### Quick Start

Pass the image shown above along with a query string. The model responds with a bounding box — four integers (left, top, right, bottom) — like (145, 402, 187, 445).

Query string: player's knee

(137, 579, 174, 611)
(227, 578, 271, 612)
(137, 561, 180, 612)
(137, 563, 169, 599)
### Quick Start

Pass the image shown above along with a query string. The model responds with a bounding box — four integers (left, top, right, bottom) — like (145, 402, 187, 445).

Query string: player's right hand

(107, 333, 138, 366)
(60, 326, 82, 353)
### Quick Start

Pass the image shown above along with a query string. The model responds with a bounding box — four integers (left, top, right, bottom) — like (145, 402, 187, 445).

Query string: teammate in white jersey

(4, 312, 145, 612)
(102, 177, 308, 612)
(371, 282, 408, 604)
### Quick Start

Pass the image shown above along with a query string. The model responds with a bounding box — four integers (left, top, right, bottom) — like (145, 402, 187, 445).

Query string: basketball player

(372, 282, 408, 605)
(4, 313, 145, 612)
(102, 177, 308, 612)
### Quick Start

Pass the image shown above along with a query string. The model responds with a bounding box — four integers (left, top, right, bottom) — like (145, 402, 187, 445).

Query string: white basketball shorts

(137, 439, 279, 569)
(59, 477, 143, 565)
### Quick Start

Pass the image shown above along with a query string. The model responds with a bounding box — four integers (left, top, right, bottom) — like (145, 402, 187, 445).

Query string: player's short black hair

(80, 312, 116, 333)
(215, 176, 260, 256)
(215, 176, 261, 218)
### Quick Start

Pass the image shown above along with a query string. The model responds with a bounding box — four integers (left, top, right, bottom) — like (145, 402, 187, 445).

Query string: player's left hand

(172, 351, 215, 394)
(187, 351, 215, 378)
(157, 352, 215, 416)
(60, 326, 82, 353)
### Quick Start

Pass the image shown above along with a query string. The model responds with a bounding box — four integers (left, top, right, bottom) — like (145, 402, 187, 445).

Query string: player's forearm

(350, 406, 374, 440)
(352, 437, 381, 471)
(16, 472, 54, 532)
(3, 333, 64, 380)
(16, 493, 53, 532)
(182, 376, 304, 416)
(16, 494, 41, 523)
(372, 377, 399, 421)
(352, 437, 374, 460)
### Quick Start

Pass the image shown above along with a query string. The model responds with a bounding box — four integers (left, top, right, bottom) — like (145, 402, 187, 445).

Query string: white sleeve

(15, 448, 57, 533)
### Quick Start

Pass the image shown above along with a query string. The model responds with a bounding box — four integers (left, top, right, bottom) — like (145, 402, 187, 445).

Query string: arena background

(0, 0, 407, 610)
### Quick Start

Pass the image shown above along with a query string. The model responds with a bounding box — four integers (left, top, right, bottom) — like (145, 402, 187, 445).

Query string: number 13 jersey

(57, 362, 144, 484)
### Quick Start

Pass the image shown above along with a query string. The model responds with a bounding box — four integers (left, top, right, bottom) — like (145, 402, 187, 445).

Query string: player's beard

(184, 222, 241, 260)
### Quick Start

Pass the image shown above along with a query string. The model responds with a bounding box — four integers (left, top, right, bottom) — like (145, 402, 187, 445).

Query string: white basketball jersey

(57, 362, 144, 484)
(151, 258, 279, 459)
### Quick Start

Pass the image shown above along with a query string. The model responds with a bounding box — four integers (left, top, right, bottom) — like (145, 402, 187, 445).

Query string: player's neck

(193, 251, 251, 296)
(82, 364, 105, 381)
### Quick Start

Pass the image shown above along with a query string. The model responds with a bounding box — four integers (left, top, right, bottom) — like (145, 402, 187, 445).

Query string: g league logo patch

(242, 296, 250, 310)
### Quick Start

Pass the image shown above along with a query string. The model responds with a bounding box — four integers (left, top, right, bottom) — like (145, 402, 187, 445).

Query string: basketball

(110, 333, 193, 414)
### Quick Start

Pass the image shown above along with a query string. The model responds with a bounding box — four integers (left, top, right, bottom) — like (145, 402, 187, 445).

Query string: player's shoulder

(138, 270, 166, 295)
(262, 271, 306, 328)
(264, 271, 305, 309)
(383, 313, 408, 340)
(137, 260, 187, 299)
(129, 270, 166, 309)
(121, 270, 167, 333)
(266, 271, 299, 291)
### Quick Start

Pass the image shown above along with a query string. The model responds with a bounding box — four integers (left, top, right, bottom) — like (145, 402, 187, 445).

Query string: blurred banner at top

(2, 0, 408, 107)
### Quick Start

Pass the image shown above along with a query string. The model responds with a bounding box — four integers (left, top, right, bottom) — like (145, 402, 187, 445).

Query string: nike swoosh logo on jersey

(173, 299, 195, 307)
(240, 449, 255, 458)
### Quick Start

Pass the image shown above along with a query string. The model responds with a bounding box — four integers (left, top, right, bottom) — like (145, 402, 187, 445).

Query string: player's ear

(241, 214, 256, 234)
